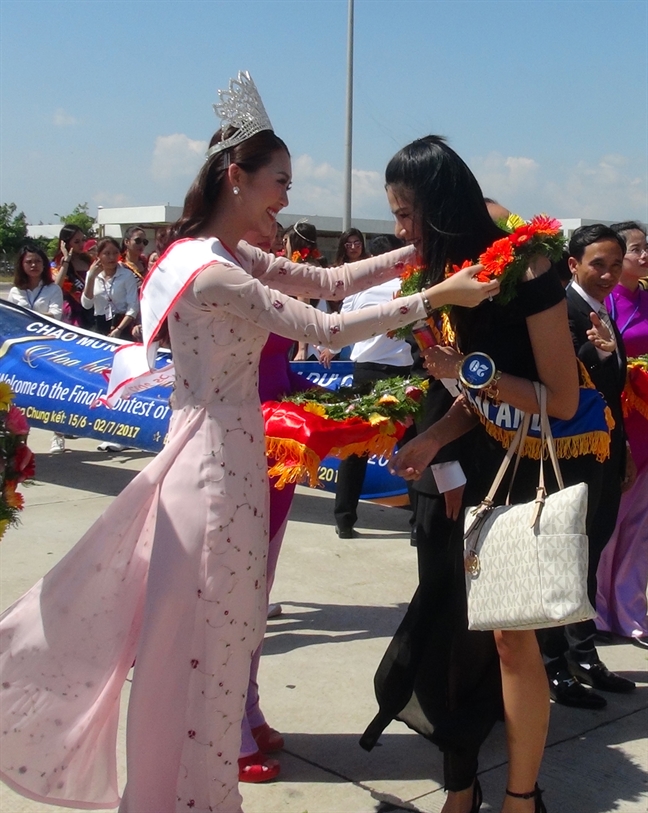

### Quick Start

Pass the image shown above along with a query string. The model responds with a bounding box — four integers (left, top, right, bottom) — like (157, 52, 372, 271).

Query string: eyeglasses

(132, 237, 149, 246)
(627, 245, 648, 257)
(345, 241, 362, 248)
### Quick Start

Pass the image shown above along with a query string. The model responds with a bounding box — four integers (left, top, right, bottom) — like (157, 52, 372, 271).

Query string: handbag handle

(467, 383, 566, 531)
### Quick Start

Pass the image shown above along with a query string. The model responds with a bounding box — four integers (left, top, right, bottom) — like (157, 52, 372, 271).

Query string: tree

(0, 203, 28, 266)
(47, 203, 97, 255)
(59, 203, 96, 238)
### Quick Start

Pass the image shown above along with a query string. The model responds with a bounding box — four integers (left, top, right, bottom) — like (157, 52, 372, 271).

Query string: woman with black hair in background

(335, 227, 369, 265)
(9, 244, 66, 452)
(120, 225, 149, 284)
(54, 224, 93, 328)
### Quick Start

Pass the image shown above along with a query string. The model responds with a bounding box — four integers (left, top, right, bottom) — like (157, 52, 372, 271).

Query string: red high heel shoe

(238, 750, 280, 783)
(252, 722, 285, 752)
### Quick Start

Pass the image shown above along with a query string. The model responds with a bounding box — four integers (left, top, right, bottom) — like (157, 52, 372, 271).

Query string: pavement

(0, 428, 647, 813)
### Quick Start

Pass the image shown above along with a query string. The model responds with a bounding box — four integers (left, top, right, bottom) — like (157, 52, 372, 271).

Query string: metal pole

(343, 0, 354, 231)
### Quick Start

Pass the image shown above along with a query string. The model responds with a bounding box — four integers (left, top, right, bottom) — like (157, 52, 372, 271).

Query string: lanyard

(26, 285, 44, 309)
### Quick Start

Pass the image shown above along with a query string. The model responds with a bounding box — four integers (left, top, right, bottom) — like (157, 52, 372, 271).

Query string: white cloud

(289, 154, 388, 219)
(471, 152, 540, 203)
(53, 108, 77, 127)
(544, 154, 646, 220)
(151, 134, 207, 182)
(471, 150, 647, 222)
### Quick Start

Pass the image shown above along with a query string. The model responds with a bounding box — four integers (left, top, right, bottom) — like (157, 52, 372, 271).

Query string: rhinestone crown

(206, 71, 273, 159)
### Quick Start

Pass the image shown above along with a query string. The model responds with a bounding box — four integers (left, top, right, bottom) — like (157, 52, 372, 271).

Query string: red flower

(528, 214, 561, 236)
(405, 385, 424, 402)
(13, 444, 35, 482)
(449, 260, 474, 276)
(479, 238, 514, 277)
(5, 406, 29, 436)
(509, 224, 535, 247)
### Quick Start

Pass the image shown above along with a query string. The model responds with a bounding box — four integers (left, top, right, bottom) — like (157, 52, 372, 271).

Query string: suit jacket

(565, 284, 627, 479)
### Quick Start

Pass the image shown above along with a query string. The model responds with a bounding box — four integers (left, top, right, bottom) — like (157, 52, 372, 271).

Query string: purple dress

(596, 284, 648, 638)
(240, 333, 315, 756)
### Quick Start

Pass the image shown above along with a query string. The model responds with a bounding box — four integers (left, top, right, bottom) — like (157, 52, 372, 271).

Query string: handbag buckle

(465, 550, 480, 575)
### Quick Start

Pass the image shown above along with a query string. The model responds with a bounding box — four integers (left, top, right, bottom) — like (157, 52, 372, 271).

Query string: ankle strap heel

(505, 784, 547, 812)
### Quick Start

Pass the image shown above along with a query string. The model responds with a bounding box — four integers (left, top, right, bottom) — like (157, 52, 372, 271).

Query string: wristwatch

(458, 352, 498, 390)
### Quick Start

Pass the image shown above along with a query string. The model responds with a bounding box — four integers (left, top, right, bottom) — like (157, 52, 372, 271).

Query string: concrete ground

(0, 429, 646, 813)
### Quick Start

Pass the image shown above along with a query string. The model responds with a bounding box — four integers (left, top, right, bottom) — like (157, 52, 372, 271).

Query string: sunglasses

(132, 237, 149, 246)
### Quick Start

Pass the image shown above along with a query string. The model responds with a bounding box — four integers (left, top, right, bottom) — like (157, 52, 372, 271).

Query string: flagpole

(342, 0, 354, 231)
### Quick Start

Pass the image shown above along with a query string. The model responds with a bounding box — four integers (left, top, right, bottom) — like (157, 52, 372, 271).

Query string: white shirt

(81, 264, 140, 319)
(9, 283, 63, 320)
(341, 279, 413, 366)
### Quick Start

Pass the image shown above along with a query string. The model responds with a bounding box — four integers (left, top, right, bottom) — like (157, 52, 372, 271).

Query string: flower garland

(286, 376, 428, 423)
(291, 246, 321, 264)
(0, 382, 35, 541)
(389, 214, 566, 340)
(623, 355, 648, 421)
(263, 376, 428, 487)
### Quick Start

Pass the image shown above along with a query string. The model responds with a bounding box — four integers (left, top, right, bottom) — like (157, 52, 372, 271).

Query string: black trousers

(333, 362, 412, 531)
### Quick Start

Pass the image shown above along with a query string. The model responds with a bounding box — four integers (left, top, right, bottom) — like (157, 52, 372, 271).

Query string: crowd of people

(1, 70, 646, 813)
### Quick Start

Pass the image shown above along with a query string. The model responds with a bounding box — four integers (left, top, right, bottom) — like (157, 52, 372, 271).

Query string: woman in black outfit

(360, 137, 604, 813)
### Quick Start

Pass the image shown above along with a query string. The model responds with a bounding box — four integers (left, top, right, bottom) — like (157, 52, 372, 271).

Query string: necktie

(598, 306, 620, 364)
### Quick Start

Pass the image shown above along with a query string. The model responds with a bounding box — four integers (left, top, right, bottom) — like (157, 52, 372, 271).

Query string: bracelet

(420, 293, 435, 318)
(481, 370, 503, 404)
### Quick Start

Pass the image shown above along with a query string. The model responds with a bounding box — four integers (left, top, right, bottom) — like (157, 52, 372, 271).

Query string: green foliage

(0, 203, 28, 262)
(285, 376, 429, 424)
(59, 203, 96, 238)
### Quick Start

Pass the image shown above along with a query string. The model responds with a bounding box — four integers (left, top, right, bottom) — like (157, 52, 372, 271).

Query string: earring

(233, 186, 240, 196)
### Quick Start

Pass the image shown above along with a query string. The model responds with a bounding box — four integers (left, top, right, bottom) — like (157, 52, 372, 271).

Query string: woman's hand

(317, 348, 335, 368)
(60, 240, 70, 262)
(423, 346, 462, 379)
(87, 259, 101, 278)
(587, 311, 617, 354)
(389, 428, 440, 481)
(425, 264, 499, 309)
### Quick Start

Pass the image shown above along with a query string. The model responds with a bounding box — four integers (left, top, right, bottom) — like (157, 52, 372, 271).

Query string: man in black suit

(539, 224, 636, 708)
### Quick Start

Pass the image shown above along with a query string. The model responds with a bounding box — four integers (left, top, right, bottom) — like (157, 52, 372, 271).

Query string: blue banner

(0, 301, 409, 501)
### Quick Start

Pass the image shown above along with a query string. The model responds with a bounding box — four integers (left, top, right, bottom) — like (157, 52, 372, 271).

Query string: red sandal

(252, 722, 285, 753)
(238, 750, 280, 783)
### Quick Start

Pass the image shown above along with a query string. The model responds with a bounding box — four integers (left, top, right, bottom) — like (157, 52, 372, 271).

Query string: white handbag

(464, 383, 596, 631)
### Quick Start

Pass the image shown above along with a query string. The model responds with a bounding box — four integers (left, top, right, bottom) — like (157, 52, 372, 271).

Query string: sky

(1, 0, 647, 228)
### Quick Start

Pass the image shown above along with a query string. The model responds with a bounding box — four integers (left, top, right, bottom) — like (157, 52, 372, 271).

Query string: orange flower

(479, 237, 514, 277)
(401, 264, 422, 281)
(528, 214, 561, 236)
(449, 260, 474, 276)
(4, 481, 24, 511)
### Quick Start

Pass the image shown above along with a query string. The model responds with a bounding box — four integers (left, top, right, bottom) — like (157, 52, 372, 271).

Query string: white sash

(102, 238, 237, 406)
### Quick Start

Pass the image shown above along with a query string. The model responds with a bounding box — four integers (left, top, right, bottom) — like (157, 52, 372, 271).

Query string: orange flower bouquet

(0, 382, 35, 541)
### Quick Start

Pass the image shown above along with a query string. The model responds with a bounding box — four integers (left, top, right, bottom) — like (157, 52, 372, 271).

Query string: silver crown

(206, 71, 273, 159)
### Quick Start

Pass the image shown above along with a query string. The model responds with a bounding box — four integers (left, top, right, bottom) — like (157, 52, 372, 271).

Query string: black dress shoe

(631, 636, 648, 651)
(335, 527, 355, 539)
(569, 660, 636, 693)
(548, 669, 607, 709)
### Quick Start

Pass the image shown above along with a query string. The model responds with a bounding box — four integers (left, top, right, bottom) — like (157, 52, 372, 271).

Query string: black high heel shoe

(505, 784, 547, 812)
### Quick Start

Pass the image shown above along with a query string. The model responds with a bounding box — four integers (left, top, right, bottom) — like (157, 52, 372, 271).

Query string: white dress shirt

(9, 283, 64, 320)
(81, 264, 140, 319)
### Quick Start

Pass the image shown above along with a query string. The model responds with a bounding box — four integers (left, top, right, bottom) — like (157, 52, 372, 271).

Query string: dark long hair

(14, 244, 54, 289)
(385, 135, 507, 286)
(170, 128, 290, 242)
(335, 228, 368, 264)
